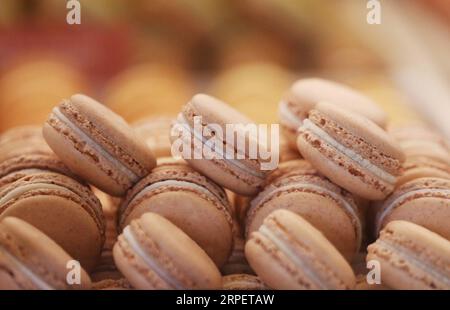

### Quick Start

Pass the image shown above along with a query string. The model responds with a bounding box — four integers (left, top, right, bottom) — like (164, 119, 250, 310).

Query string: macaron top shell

(282, 78, 387, 128)
(246, 210, 355, 289)
(43, 94, 156, 196)
(0, 217, 91, 289)
(114, 213, 222, 289)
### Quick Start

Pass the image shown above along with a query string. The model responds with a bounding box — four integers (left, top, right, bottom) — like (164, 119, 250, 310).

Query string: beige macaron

(245, 209, 356, 289)
(367, 221, 450, 289)
(113, 213, 222, 289)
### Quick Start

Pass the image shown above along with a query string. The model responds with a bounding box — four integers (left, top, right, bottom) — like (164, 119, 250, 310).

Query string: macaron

(297, 102, 405, 200)
(389, 125, 450, 166)
(43, 94, 156, 196)
(119, 158, 233, 267)
(113, 212, 222, 289)
(90, 249, 122, 282)
(245, 160, 363, 261)
(222, 274, 268, 290)
(132, 116, 174, 158)
(0, 217, 91, 290)
(396, 156, 450, 187)
(0, 126, 53, 163)
(171, 94, 270, 196)
(374, 177, 450, 240)
(0, 172, 105, 271)
(279, 78, 387, 148)
(367, 220, 450, 289)
(245, 209, 356, 289)
(0, 153, 73, 190)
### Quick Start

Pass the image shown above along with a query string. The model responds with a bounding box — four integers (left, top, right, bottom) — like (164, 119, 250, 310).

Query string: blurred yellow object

(347, 75, 423, 126)
(0, 57, 87, 133)
(103, 64, 195, 122)
(209, 62, 294, 124)
(217, 28, 297, 69)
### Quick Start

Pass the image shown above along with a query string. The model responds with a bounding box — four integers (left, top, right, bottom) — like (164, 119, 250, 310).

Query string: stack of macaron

(0, 75, 449, 290)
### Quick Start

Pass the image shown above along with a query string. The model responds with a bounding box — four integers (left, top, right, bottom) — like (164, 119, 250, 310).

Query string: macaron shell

(367, 221, 450, 289)
(187, 94, 253, 128)
(379, 196, 450, 240)
(0, 269, 21, 290)
(183, 158, 263, 196)
(289, 78, 387, 128)
(0, 217, 91, 289)
(121, 191, 233, 267)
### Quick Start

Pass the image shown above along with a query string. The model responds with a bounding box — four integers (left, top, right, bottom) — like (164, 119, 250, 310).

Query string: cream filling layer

(53, 107, 138, 182)
(377, 239, 450, 287)
(278, 101, 303, 129)
(259, 224, 329, 289)
(0, 246, 54, 290)
(375, 188, 450, 233)
(302, 119, 396, 185)
(0, 183, 72, 207)
(122, 226, 183, 289)
(129, 179, 226, 208)
(251, 182, 362, 252)
(176, 113, 266, 180)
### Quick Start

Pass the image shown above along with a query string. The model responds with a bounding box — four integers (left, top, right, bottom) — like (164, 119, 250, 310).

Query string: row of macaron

(0, 78, 449, 289)
(2, 209, 449, 290)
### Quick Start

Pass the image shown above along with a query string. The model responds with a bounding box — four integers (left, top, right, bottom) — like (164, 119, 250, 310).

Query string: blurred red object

(0, 24, 132, 83)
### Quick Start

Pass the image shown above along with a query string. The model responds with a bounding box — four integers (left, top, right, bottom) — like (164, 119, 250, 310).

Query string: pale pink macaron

(297, 102, 405, 200)
(43, 94, 156, 196)
(113, 213, 222, 289)
(389, 124, 450, 166)
(118, 158, 234, 267)
(245, 209, 356, 289)
(374, 177, 450, 240)
(171, 94, 272, 196)
(0, 217, 91, 290)
(279, 78, 387, 148)
(367, 220, 450, 289)
(245, 160, 363, 261)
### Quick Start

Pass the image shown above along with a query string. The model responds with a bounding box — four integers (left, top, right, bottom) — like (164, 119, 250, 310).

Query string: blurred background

(0, 0, 449, 136)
